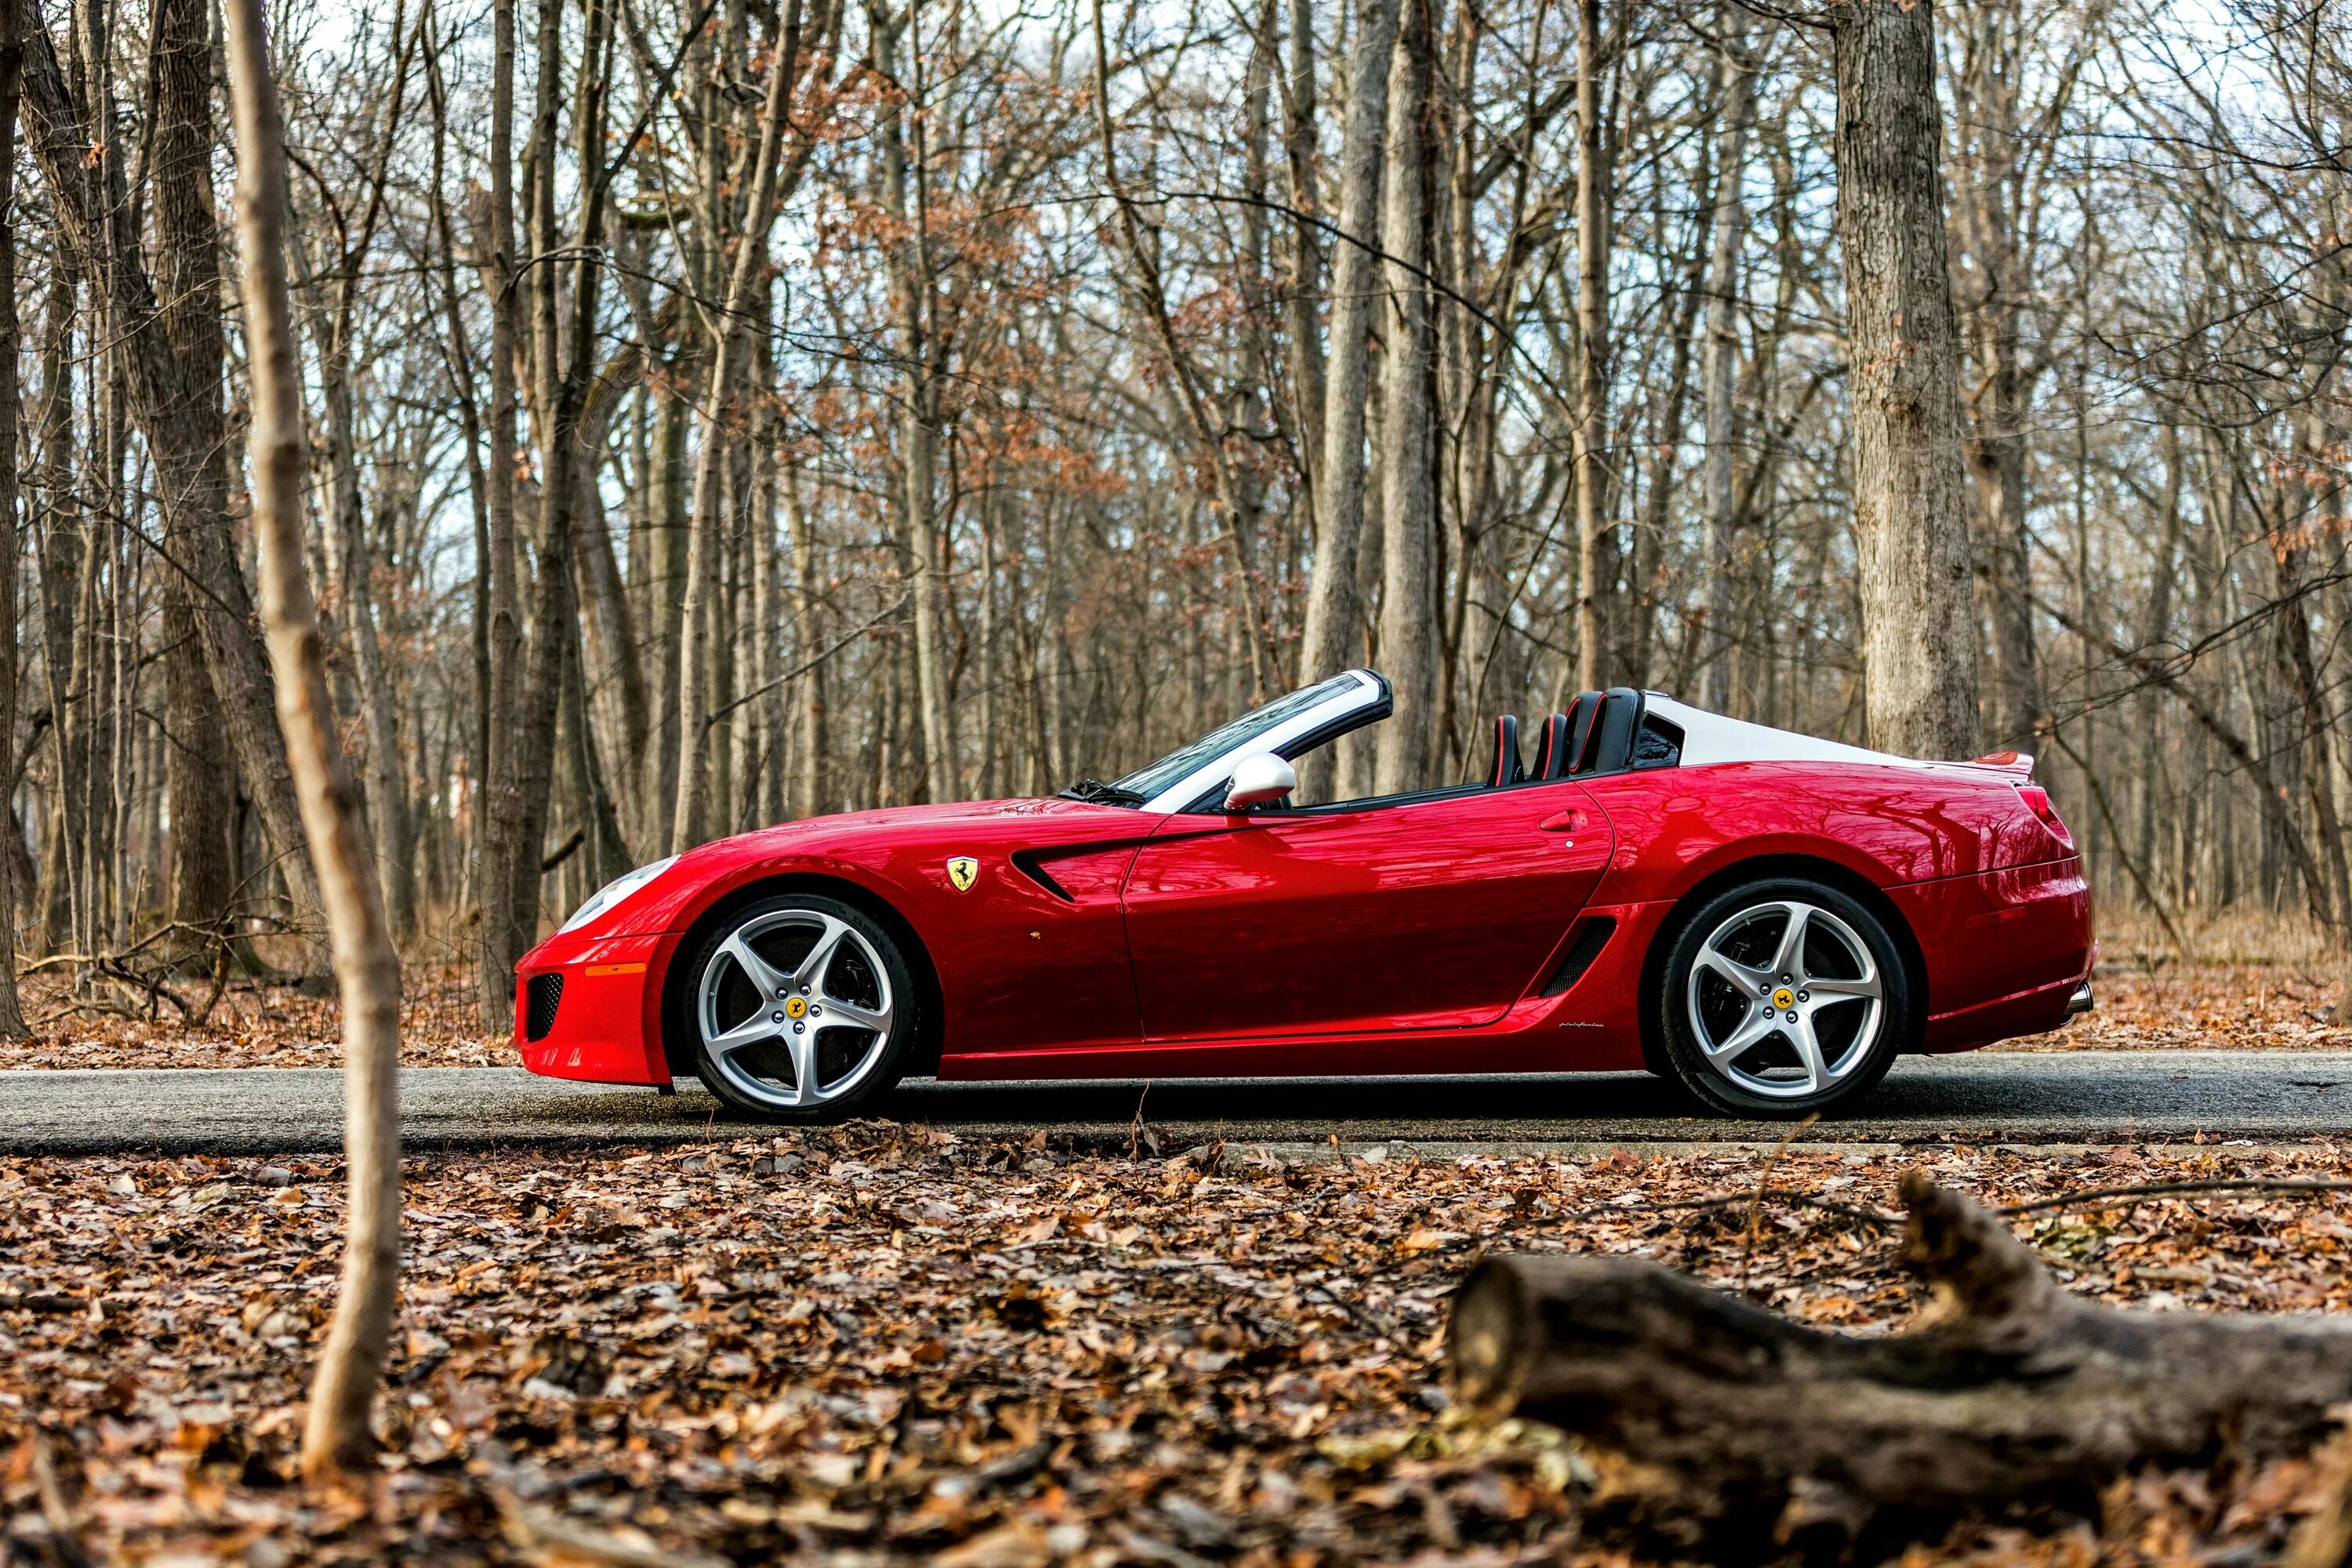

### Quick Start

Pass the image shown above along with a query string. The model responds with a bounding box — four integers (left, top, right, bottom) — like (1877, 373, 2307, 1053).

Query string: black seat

(1486, 714, 1526, 787)
(1530, 713, 1572, 780)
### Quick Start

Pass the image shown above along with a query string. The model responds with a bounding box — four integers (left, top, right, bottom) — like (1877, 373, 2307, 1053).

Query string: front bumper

(512, 930, 675, 1084)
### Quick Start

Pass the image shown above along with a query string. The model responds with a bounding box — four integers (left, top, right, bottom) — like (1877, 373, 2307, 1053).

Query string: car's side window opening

(1272, 688, 1682, 813)
(1178, 681, 1689, 816)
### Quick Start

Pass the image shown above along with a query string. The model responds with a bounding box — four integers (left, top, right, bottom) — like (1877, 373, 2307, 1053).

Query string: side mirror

(1225, 753, 1298, 811)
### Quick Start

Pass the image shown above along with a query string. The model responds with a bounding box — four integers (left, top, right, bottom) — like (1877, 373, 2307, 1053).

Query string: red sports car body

(514, 674, 2092, 1120)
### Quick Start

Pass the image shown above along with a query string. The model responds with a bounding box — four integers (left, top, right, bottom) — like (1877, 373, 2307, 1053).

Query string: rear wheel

(679, 895, 916, 1123)
(1656, 877, 1909, 1117)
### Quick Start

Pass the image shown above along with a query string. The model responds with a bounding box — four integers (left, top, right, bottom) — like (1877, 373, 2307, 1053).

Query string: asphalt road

(2, 1051, 2350, 1156)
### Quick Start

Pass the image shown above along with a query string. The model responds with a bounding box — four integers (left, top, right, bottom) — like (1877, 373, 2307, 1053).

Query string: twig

(1998, 1178, 2352, 1217)
(701, 592, 909, 728)
(1644, 1187, 1902, 1228)
(29, 1428, 92, 1568)
(540, 826, 586, 873)
(192, 931, 234, 1028)
(1128, 1081, 1154, 1160)
(1739, 1114, 1820, 1299)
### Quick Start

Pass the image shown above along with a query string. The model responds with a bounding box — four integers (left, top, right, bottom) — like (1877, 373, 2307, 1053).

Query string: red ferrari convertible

(514, 672, 2093, 1120)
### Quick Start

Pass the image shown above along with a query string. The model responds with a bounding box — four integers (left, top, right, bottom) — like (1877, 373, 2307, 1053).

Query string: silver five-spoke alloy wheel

(696, 909, 896, 1112)
(1684, 898, 1886, 1101)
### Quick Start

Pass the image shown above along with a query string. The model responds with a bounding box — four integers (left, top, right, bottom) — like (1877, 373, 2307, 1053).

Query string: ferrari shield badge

(946, 856, 979, 892)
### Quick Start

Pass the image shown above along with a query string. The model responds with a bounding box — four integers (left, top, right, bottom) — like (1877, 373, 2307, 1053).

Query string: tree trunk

(476, 0, 522, 1030)
(307, 296, 417, 939)
(1451, 1172, 2352, 1542)
(1830, 0, 1981, 759)
(647, 375, 692, 845)
(1571, 0, 1612, 691)
(786, 465, 829, 819)
(1372, 0, 1436, 794)
(1298, 0, 1400, 710)
(1698, 1, 1755, 712)
(1949, 0, 2045, 754)
(500, 0, 616, 960)
(34, 267, 78, 960)
(570, 355, 651, 851)
(148, 0, 237, 962)
(422, 19, 495, 916)
(1280, 0, 1326, 535)
(875, 1, 956, 805)
(163, 583, 238, 954)
(0, 0, 30, 1034)
(671, 0, 804, 849)
(220, 0, 403, 1478)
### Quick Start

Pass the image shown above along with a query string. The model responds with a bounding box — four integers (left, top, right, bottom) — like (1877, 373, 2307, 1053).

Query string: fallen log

(1448, 1170, 2352, 1540)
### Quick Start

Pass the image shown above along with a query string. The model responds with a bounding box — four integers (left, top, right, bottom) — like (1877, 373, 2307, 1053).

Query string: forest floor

(5, 1127, 2352, 1565)
(1, 962, 506, 1070)
(0, 910, 2347, 1069)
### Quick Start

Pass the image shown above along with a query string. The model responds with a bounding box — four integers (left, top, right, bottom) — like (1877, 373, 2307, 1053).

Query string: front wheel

(1656, 877, 1911, 1117)
(677, 895, 916, 1123)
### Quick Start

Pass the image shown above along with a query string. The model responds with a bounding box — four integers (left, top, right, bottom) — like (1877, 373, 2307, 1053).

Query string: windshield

(1108, 674, 1362, 803)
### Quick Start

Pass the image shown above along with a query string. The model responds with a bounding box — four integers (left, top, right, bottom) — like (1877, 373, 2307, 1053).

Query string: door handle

(1537, 810, 1583, 833)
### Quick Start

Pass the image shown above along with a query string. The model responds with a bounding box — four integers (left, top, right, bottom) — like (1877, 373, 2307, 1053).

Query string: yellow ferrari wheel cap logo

(1773, 987, 1795, 1010)
(946, 857, 979, 891)
(784, 995, 808, 1019)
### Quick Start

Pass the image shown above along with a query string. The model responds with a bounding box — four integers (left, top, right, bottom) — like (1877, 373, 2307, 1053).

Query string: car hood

(554, 796, 1153, 946)
(669, 795, 1149, 874)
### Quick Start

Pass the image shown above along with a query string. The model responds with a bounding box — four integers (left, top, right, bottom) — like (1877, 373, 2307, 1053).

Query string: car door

(1118, 779, 1616, 1042)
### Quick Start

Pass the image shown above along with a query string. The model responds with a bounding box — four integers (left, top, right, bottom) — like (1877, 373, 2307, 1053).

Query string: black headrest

(1563, 692, 1601, 773)
(1531, 713, 1571, 780)
(1586, 688, 1645, 775)
(1487, 715, 1526, 788)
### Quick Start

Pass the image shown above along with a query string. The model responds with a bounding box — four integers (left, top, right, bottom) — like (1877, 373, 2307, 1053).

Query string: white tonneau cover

(1643, 693, 2009, 775)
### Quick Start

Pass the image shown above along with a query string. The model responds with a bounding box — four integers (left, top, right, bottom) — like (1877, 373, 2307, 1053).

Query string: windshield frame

(1112, 670, 1391, 813)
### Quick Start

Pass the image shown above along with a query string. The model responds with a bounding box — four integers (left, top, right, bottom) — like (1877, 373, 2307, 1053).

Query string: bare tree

(1373, 0, 1438, 790)
(672, 0, 810, 848)
(475, 0, 524, 1030)
(220, 0, 405, 1475)
(1298, 0, 1400, 697)
(1831, 0, 1981, 758)
(1571, 0, 1614, 690)
(0, 0, 31, 1037)
(1698, 0, 1757, 712)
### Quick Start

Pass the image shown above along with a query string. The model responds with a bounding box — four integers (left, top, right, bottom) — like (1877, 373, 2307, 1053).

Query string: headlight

(558, 856, 678, 934)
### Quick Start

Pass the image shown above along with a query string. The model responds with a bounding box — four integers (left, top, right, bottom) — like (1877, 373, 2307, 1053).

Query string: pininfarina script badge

(946, 857, 979, 891)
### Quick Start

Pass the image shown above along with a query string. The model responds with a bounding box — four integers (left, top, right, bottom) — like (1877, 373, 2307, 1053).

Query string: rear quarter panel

(1577, 760, 2062, 900)
(1577, 760, 2089, 1037)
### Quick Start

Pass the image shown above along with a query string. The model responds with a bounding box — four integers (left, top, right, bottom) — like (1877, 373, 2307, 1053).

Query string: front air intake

(1538, 916, 1617, 997)
(524, 972, 565, 1041)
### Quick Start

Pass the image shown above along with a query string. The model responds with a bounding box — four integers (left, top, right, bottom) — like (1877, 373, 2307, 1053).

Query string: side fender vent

(524, 972, 565, 1041)
(1009, 852, 1075, 902)
(1539, 916, 1617, 998)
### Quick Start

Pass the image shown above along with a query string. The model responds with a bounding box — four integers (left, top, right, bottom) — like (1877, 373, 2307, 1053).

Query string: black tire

(1655, 876, 1911, 1118)
(673, 893, 918, 1123)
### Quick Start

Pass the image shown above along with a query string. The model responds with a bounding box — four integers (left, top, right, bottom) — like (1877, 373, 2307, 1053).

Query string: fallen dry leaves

(1, 963, 501, 1070)
(5, 1128, 2352, 1563)
(2002, 963, 2352, 1052)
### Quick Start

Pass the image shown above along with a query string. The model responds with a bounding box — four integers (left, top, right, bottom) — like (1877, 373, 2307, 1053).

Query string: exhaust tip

(2067, 982, 2095, 1018)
